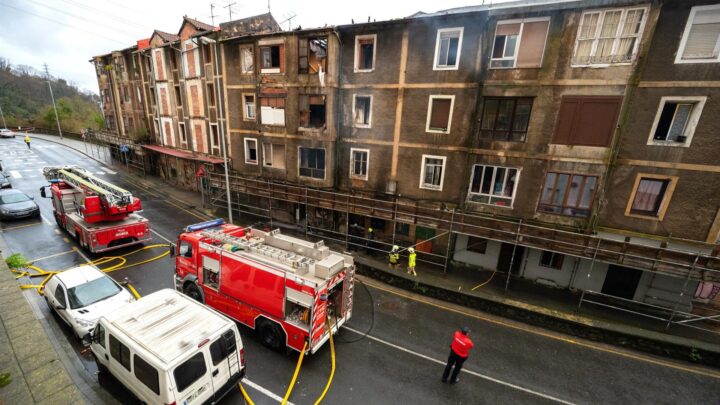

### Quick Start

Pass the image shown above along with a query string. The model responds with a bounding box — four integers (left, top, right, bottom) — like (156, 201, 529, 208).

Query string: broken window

(480, 97, 533, 142)
(434, 28, 463, 69)
(263, 143, 285, 169)
(259, 95, 286, 126)
(491, 19, 549, 68)
(350, 148, 369, 180)
(299, 95, 326, 129)
(538, 172, 598, 217)
(353, 95, 372, 127)
(243, 94, 256, 120)
(299, 37, 328, 74)
(260, 45, 283, 73)
(426, 96, 454, 133)
(174, 86, 182, 107)
(299, 147, 325, 179)
(244, 138, 258, 165)
(204, 44, 212, 64)
(240, 46, 254, 73)
(355, 35, 376, 71)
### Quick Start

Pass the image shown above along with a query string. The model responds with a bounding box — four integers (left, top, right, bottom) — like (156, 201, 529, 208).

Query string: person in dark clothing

(442, 326, 474, 384)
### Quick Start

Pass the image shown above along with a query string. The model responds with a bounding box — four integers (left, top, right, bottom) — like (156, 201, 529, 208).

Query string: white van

(90, 289, 245, 404)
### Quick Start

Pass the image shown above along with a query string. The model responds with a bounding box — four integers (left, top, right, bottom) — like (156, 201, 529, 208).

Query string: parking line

(150, 229, 174, 244)
(243, 379, 293, 405)
(10, 170, 22, 178)
(104, 169, 117, 175)
(39, 213, 53, 226)
(0, 222, 43, 232)
(344, 326, 574, 405)
(28, 249, 76, 263)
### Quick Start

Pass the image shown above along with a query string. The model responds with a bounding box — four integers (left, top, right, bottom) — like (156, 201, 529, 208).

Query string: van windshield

(67, 276, 122, 309)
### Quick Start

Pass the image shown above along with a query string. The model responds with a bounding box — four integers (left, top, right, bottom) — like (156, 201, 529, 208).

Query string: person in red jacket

(442, 326, 474, 384)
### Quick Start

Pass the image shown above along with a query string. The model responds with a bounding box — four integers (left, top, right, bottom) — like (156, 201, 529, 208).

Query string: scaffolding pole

(443, 209, 456, 274)
(665, 254, 699, 330)
(504, 220, 523, 292)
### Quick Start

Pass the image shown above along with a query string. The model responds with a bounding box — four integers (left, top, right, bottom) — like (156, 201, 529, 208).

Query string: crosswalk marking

(9, 170, 21, 179)
(104, 169, 117, 175)
(96, 172, 105, 175)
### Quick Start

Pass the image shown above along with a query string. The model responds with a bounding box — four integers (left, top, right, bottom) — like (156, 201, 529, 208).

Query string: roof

(220, 12, 281, 37)
(154, 30, 180, 43)
(411, 0, 581, 18)
(182, 16, 217, 33)
(104, 289, 233, 365)
(55, 265, 103, 288)
(142, 145, 225, 164)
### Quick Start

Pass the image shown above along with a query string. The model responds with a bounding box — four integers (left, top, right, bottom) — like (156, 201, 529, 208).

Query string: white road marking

(243, 379, 293, 404)
(150, 229, 175, 244)
(74, 246, 93, 264)
(96, 172, 105, 175)
(104, 169, 117, 175)
(343, 326, 575, 405)
(39, 213, 53, 226)
(10, 170, 21, 178)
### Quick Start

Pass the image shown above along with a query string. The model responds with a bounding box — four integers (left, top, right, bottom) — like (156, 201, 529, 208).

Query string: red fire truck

(40, 166, 151, 253)
(174, 219, 355, 354)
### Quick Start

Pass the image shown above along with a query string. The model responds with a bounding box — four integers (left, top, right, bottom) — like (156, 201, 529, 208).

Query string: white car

(44, 265, 135, 340)
(0, 129, 15, 138)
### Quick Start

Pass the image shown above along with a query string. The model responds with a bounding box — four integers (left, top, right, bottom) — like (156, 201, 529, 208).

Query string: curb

(355, 263, 720, 368)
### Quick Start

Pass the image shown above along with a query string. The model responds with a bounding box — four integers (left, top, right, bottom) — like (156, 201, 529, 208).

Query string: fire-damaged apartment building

(93, 0, 720, 320)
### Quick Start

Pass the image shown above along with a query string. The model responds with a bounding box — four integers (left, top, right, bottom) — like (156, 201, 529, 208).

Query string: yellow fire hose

(282, 340, 308, 404)
(314, 319, 336, 405)
(15, 244, 171, 295)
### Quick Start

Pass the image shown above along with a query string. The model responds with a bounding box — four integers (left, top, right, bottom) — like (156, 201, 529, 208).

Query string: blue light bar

(184, 218, 225, 233)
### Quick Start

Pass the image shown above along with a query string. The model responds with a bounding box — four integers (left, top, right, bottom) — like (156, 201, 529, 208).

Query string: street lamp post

(0, 104, 7, 128)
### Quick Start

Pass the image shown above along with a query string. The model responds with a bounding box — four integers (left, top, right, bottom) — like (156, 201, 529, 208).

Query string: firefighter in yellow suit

(407, 247, 417, 277)
(388, 245, 400, 269)
(24, 134, 31, 149)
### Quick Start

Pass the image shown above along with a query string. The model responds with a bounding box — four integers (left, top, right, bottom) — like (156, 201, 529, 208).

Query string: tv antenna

(280, 12, 297, 30)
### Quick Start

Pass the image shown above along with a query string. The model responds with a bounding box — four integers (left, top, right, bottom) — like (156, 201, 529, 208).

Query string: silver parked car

(0, 189, 40, 220)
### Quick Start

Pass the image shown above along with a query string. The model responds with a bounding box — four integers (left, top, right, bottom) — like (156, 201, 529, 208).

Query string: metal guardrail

(578, 290, 720, 337)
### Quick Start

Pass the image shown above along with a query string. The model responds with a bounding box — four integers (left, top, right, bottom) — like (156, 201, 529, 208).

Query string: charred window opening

(261, 45, 282, 72)
(355, 35, 376, 71)
(353, 95, 371, 127)
(299, 147, 325, 179)
(299, 37, 328, 74)
(174, 85, 182, 106)
(240, 46, 254, 73)
(299, 95, 326, 129)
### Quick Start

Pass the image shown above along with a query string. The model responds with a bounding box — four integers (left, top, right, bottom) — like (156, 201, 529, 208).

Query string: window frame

(419, 154, 447, 191)
(537, 172, 599, 218)
(479, 97, 534, 142)
(490, 17, 550, 69)
(466, 236, 488, 254)
(646, 96, 706, 147)
(352, 94, 373, 128)
(109, 334, 132, 371)
(259, 40, 284, 74)
(209, 123, 220, 154)
(259, 95, 286, 127)
(173, 352, 207, 393)
(298, 147, 326, 180)
(675, 4, 720, 64)
(624, 173, 678, 221)
(467, 164, 520, 208)
(571, 6, 649, 67)
(354, 34, 377, 73)
(425, 95, 455, 134)
(539, 251, 565, 270)
(242, 93, 256, 121)
(240, 45, 254, 73)
(178, 122, 187, 146)
(133, 354, 160, 395)
(349, 148, 370, 181)
(433, 27, 464, 71)
(244, 138, 258, 165)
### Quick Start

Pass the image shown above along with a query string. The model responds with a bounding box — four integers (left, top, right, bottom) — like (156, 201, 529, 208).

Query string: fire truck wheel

(257, 319, 285, 352)
(183, 283, 204, 304)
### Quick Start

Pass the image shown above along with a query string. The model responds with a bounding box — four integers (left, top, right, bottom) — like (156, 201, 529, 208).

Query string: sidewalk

(0, 240, 87, 403)
(31, 133, 720, 368)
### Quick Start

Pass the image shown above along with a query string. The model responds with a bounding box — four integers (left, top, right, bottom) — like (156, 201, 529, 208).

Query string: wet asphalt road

(1, 136, 719, 405)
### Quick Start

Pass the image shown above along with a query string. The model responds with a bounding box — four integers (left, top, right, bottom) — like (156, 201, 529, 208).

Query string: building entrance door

(601, 265, 643, 300)
(497, 243, 524, 275)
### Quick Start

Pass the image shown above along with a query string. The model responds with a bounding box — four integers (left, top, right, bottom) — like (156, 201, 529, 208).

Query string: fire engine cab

(175, 219, 354, 354)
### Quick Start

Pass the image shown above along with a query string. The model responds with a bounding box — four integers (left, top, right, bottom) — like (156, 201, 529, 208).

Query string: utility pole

(43, 63, 63, 139)
(209, 3, 217, 25)
(223, 1, 236, 21)
(0, 104, 7, 128)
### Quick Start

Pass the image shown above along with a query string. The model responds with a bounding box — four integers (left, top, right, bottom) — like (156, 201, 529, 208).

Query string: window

(263, 143, 285, 169)
(676, 5, 720, 64)
(434, 28, 463, 70)
(350, 148, 369, 180)
(552, 96, 622, 147)
(299, 95, 326, 129)
(178, 122, 187, 145)
(491, 18, 549, 68)
(174, 86, 182, 107)
(395, 222, 410, 237)
(260, 95, 286, 126)
(202, 256, 220, 290)
(206, 83, 215, 107)
(419, 155, 446, 191)
(354, 34, 376, 72)
(299, 147, 325, 179)
(426, 95, 454, 133)
(174, 352, 207, 393)
(353, 95, 372, 127)
(109, 334, 131, 371)
(240, 46, 254, 73)
(244, 138, 258, 165)
(134, 355, 160, 395)
(625, 175, 678, 220)
(480, 97, 533, 142)
(179, 241, 193, 258)
(243, 94, 256, 120)
(299, 37, 328, 74)
(540, 251, 564, 270)
(466, 237, 488, 254)
(210, 124, 220, 155)
(204, 44, 212, 64)
(648, 97, 706, 146)
(93, 323, 106, 348)
(260, 44, 283, 73)
(573, 7, 647, 66)
(468, 165, 519, 207)
(210, 330, 237, 366)
(538, 172, 598, 218)
(54, 285, 67, 307)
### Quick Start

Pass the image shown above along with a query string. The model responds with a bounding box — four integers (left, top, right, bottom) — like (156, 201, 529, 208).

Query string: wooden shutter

(429, 98, 451, 130)
(552, 96, 622, 147)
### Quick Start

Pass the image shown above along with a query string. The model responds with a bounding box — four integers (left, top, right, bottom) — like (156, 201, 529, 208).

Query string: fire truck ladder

(200, 229, 316, 271)
(43, 166, 134, 207)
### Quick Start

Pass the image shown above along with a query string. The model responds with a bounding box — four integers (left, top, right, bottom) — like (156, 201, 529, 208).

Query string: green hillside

(0, 57, 104, 132)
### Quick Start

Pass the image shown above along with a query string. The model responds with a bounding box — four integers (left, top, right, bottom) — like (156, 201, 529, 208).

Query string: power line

(0, 3, 128, 46)
(55, 0, 155, 32)
(25, 0, 140, 38)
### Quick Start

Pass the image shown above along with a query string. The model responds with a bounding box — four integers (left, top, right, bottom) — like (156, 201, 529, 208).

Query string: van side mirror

(169, 245, 175, 257)
(82, 333, 93, 346)
(55, 304, 65, 311)
(39, 186, 47, 198)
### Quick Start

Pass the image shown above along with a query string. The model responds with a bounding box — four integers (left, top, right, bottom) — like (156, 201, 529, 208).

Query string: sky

(0, 0, 502, 95)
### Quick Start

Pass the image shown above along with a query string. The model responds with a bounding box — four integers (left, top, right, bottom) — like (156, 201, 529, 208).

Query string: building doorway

(497, 243, 524, 275)
(601, 265, 643, 300)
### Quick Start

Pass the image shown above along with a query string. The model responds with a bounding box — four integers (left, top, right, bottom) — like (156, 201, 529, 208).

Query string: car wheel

(257, 319, 285, 352)
(183, 283, 204, 304)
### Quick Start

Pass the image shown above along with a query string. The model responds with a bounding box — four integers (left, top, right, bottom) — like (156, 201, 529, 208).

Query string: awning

(142, 145, 225, 164)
